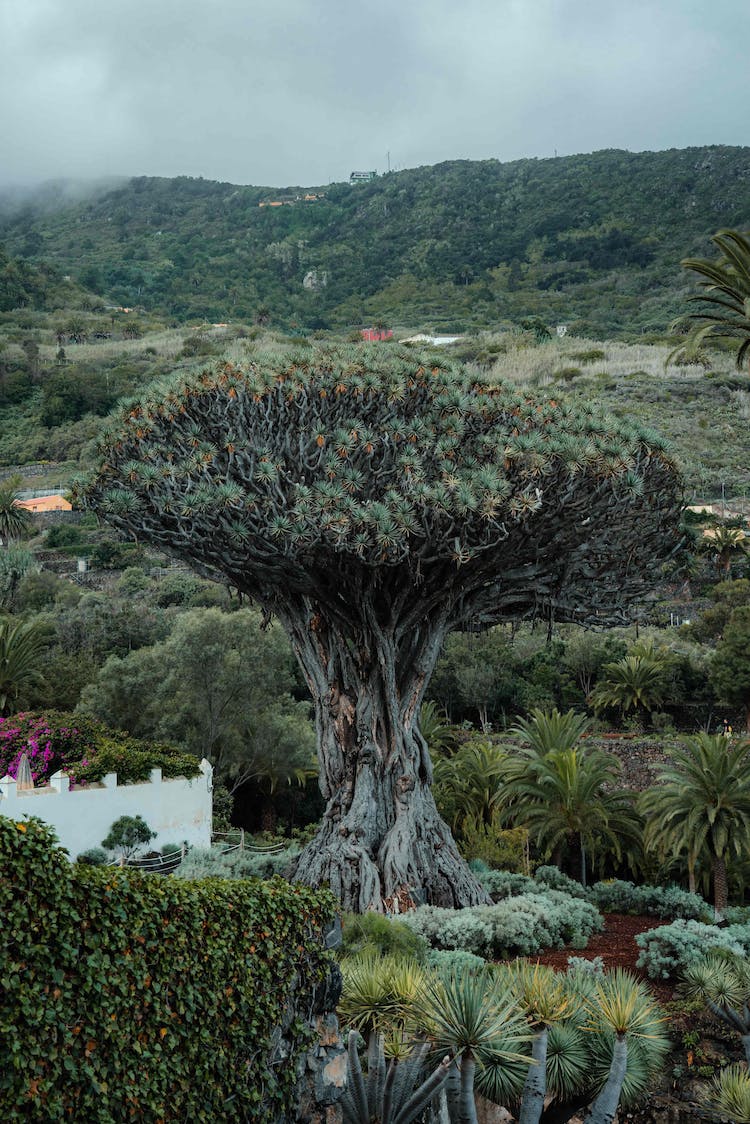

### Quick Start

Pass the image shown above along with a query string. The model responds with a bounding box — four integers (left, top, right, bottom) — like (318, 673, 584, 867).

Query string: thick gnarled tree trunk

(282, 598, 490, 912)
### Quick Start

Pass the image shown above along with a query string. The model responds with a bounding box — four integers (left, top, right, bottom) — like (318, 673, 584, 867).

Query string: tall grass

(488, 338, 729, 387)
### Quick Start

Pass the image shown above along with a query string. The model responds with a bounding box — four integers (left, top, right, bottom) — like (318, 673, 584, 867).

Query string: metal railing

(210, 829, 289, 856)
(109, 844, 186, 874)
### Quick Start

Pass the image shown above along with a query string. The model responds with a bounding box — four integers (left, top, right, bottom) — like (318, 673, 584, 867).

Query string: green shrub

(570, 348, 606, 363)
(0, 815, 335, 1122)
(0, 711, 201, 787)
(474, 864, 588, 901)
(340, 911, 429, 962)
(534, 865, 588, 898)
(174, 845, 300, 881)
(425, 948, 486, 976)
(400, 905, 494, 957)
(479, 892, 602, 958)
(75, 846, 108, 866)
(473, 866, 536, 899)
(459, 819, 529, 870)
(567, 955, 605, 977)
(635, 919, 748, 979)
(724, 905, 750, 925)
(402, 891, 603, 959)
(588, 879, 710, 921)
(553, 366, 583, 382)
(43, 524, 85, 550)
(101, 814, 155, 859)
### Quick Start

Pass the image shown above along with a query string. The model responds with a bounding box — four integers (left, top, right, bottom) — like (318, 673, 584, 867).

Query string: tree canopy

(77, 344, 681, 631)
(77, 344, 683, 911)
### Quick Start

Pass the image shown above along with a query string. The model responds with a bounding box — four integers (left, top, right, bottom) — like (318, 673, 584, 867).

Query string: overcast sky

(1, 0, 748, 189)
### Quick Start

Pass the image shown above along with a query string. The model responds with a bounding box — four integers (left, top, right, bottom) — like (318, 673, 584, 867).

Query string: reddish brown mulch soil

(532, 913, 675, 1003)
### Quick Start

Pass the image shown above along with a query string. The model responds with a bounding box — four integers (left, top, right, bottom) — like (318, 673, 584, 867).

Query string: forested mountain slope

(2, 146, 749, 335)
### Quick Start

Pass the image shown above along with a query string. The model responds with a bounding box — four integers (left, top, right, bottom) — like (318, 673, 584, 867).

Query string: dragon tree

(76, 345, 682, 911)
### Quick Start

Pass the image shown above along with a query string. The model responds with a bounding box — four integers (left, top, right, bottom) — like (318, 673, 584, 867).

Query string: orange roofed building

(17, 494, 72, 513)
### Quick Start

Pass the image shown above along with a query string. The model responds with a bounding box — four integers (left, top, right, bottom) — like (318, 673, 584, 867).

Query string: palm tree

(639, 733, 750, 916)
(432, 739, 507, 832)
(702, 525, 749, 575)
(500, 742, 641, 886)
(0, 477, 32, 545)
(670, 228, 750, 374)
(419, 700, 457, 758)
(0, 618, 48, 716)
(510, 707, 591, 755)
(589, 643, 669, 719)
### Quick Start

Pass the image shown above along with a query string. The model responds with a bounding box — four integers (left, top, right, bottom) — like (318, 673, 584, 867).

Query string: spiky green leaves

(77, 344, 682, 628)
(702, 1063, 750, 1122)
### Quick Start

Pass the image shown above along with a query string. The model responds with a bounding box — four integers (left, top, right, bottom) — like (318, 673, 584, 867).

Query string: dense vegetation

(2, 145, 750, 335)
(2, 153, 750, 1120)
(0, 815, 335, 1121)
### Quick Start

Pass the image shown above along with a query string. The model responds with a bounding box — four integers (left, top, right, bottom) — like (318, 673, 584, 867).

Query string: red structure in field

(360, 327, 393, 342)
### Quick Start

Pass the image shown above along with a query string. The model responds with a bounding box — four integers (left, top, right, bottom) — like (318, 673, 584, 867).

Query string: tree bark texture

(285, 595, 490, 912)
(584, 1035, 627, 1124)
(519, 1028, 549, 1124)
(742, 1033, 750, 1066)
(458, 1050, 479, 1124)
(712, 853, 728, 918)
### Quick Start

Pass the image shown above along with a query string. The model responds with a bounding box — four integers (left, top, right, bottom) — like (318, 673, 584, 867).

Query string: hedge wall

(0, 815, 336, 1122)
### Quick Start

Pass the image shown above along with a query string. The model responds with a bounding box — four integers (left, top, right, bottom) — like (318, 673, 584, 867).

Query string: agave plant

(506, 963, 572, 1124)
(681, 951, 750, 1063)
(341, 1030, 452, 1124)
(339, 952, 428, 1048)
(701, 1063, 750, 1123)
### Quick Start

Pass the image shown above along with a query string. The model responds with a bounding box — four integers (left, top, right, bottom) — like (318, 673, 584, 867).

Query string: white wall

(0, 761, 213, 858)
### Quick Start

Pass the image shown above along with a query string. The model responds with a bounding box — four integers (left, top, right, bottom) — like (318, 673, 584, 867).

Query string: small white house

(0, 760, 213, 858)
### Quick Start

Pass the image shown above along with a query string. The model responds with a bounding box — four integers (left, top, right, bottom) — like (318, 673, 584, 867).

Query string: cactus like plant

(341, 1030, 451, 1124)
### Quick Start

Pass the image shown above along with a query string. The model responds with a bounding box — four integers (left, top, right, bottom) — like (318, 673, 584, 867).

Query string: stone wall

(294, 936, 346, 1123)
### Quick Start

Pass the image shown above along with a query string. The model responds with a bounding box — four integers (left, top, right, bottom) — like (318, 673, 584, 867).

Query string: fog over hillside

(1, 0, 748, 186)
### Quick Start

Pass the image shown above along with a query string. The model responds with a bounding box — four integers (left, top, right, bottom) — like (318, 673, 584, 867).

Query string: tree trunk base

(294, 802, 491, 913)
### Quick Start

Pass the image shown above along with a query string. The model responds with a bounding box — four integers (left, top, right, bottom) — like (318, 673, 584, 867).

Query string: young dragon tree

(74, 344, 682, 911)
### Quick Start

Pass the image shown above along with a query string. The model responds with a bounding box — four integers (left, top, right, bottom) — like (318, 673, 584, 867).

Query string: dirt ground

(532, 912, 674, 1002)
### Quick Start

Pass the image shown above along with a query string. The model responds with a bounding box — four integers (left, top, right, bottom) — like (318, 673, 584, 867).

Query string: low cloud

(1, 0, 747, 187)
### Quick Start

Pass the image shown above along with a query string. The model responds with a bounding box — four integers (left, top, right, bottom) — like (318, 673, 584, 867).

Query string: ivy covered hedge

(0, 711, 200, 786)
(0, 816, 336, 1122)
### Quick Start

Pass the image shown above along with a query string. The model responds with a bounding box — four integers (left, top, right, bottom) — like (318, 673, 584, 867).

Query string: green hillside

(2, 146, 749, 335)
